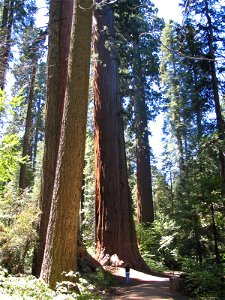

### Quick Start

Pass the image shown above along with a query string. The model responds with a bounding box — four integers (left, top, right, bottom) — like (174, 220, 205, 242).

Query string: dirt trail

(108, 268, 189, 300)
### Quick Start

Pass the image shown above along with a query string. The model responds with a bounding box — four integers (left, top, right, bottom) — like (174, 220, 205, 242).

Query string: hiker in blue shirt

(125, 263, 130, 284)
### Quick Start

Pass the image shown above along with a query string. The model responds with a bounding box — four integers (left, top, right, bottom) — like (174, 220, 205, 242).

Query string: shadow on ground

(107, 268, 189, 300)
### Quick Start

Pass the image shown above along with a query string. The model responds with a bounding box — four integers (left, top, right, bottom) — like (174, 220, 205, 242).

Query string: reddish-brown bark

(133, 41, 154, 225)
(32, 0, 73, 277)
(93, 4, 149, 273)
(40, 0, 93, 287)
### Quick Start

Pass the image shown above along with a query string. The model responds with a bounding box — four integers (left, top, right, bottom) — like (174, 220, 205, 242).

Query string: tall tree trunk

(192, 65, 203, 143)
(193, 213, 203, 265)
(210, 203, 220, 264)
(94, 3, 149, 272)
(32, 96, 41, 172)
(32, 0, 73, 277)
(171, 58, 185, 179)
(40, 0, 92, 288)
(205, 0, 225, 187)
(133, 41, 154, 225)
(0, 0, 14, 90)
(19, 59, 37, 189)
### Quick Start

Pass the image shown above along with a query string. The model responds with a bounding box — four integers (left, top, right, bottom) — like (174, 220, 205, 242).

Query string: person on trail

(125, 263, 130, 284)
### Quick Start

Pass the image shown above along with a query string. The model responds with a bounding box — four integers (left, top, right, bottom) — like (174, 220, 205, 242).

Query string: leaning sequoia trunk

(40, 0, 92, 288)
(32, 0, 73, 277)
(93, 2, 149, 272)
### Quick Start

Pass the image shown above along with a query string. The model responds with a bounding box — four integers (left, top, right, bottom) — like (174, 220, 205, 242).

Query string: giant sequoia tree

(93, 2, 149, 272)
(40, 0, 92, 288)
(133, 43, 154, 225)
(32, 0, 73, 276)
(114, 1, 163, 225)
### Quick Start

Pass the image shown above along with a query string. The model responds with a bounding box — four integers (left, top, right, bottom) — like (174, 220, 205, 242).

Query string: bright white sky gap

(149, 0, 183, 164)
(152, 0, 183, 23)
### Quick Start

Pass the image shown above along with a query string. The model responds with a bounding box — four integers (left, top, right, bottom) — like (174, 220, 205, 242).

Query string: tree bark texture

(40, 0, 92, 288)
(133, 41, 154, 225)
(93, 4, 149, 272)
(32, 0, 73, 277)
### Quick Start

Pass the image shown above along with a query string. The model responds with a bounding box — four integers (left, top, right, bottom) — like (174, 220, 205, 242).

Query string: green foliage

(8, 89, 26, 115)
(140, 251, 166, 273)
(0, 133, 25, 187)
(82, 128, 95, 247)
(157, 6, 225, 274)
(91, 268, 117, 290)
(152, 167, 173, 217)
(181, 259, 225, 299)
(0, 89, 25, 133)
(137, 223, 160, 255)
(136, 223, 168, 272)
(0, 269, 55, 300)
(0, 185, 39, 273)
(55, 272, 102, 300)
(0, 268, 104, 299)
(0, 89, 6, 124)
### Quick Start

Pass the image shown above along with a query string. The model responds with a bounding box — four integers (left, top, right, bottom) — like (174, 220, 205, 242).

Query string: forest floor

(106, 268, 190, 300)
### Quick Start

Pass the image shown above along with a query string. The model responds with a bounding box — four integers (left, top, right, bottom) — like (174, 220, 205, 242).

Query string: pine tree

(180, 0, 225, 190)
(17, 29, 46, 189)
(0, 0, 37, 89)
(159, 16, 224, 264)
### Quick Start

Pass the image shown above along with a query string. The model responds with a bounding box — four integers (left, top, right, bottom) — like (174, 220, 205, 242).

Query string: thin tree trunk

(192, 65, 203, 143)
(210, 203, 220, 264)
(169, 171, 174, 213)
(171, 58, 185, 179)
(32, 0, 73, 277)
(133, 41, 154, 225)
(40, 0, 92, 288)
(0, 0, 14, 89)
(19, 60, 37, 189)
(194, 214, 203, 265)
(94, 3, 149, 272)
(32, 96, 41, 172)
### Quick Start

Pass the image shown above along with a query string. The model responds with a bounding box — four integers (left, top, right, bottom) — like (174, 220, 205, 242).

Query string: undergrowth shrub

(136, 222, 168, 272)
(181, 258, 225, 299)
(0, 268, 103, 299)
(91, 267, 117, 289)
(0, 184, 39, 273)
(140, 251, 166, 272)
